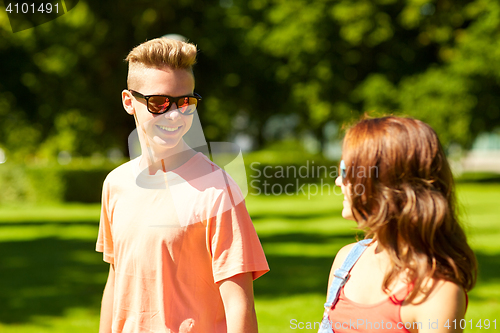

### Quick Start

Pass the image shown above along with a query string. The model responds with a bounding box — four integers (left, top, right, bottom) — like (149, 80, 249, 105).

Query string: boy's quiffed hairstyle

(125, 37, 197, 89)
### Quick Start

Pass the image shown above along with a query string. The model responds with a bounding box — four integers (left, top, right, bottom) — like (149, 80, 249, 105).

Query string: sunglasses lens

(176, 97, 198, 114)
(143, 94, 199, 114)
(148, 96, 171, 113)
(340, 160, 347, 183)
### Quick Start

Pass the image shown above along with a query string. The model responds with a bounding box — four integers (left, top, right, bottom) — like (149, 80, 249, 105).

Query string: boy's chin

(138, 135, 185, 155)
(152, 136, 182, 147)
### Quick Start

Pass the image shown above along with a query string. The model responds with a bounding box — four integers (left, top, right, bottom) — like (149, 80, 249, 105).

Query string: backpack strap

(318, 239, 372, 333)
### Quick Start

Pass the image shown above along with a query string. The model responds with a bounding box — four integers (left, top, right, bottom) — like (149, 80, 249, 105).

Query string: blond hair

(125, 37, 197, 89)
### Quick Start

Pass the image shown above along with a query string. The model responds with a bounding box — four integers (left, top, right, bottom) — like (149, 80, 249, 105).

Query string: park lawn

(0, 183, 498, 332)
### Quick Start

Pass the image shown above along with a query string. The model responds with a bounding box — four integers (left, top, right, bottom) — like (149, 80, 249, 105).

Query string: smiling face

(122, 66, 195, 154)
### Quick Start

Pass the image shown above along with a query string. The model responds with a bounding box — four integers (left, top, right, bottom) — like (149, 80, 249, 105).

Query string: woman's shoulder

(326, 243, 358, 289)
(331, 240, 372, 271)
(333, 243, 356, 267)
(414, 279, 466, 309)
(403, 278, 467, 328)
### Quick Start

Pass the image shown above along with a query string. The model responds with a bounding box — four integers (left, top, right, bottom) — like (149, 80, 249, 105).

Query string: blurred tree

(0, 1, 128, 161)
(225, 0, 500, 149)
(0, 0, 499, 163)
(0, 0, 289, 159)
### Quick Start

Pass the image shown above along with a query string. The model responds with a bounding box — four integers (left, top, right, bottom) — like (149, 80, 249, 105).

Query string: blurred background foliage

(0, 0, 499, 195)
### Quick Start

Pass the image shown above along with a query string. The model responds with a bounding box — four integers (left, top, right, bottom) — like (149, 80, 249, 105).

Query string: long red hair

(342, 116, 476, 302)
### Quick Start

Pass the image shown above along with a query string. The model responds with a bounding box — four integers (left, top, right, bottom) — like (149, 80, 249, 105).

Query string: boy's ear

(122, 89, 135, 115)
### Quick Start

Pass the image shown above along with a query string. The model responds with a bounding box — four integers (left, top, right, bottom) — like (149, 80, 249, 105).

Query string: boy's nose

(163, 104, 181, 118)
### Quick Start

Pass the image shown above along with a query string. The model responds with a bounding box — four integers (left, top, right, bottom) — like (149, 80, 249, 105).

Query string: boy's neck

(139, 141, 198, 175)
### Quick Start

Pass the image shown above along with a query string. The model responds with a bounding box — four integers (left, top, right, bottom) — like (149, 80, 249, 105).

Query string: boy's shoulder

(177, 152, 242, 192)
(168, 152, 247, 207)
(103, 158, 137, 186)
(102, 153, 241, 192)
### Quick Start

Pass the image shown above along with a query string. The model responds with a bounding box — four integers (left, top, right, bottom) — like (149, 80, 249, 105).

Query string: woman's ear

(122, 89, 135, 115)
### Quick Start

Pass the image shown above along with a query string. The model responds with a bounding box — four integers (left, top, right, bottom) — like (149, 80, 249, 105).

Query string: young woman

(319, 116, 477, 333)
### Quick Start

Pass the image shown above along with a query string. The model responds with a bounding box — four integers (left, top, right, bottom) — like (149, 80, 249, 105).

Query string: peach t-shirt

(96, 152, 269, 333)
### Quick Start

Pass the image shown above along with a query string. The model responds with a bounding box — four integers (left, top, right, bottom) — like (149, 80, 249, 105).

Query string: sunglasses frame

(129, 90, 202, 115)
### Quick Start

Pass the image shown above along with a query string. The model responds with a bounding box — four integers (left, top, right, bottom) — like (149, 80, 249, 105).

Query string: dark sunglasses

(340, 160, 347, 184)
(129, 90, 202, 115)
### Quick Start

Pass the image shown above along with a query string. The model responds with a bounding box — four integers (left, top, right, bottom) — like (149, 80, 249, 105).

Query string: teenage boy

(96, 37, 269, 333)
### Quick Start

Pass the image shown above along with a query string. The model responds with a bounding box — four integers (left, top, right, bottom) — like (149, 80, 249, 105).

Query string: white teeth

(158, 125, 180, 132)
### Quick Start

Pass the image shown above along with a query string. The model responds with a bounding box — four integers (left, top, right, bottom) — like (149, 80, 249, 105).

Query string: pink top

(328, 286, 412, 333)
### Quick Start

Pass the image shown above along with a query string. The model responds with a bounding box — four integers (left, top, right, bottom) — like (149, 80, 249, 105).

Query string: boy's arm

(219, 272, 258, 333)
(99, 264, 115, 333)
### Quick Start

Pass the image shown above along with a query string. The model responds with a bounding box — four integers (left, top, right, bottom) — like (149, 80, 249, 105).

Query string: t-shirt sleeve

(96, 178, 115, 264)
(208, 182, 269, 283)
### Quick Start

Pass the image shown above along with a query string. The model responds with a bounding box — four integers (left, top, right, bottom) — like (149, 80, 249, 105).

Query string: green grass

(0, 184, 499, 332)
